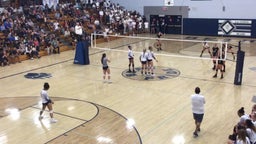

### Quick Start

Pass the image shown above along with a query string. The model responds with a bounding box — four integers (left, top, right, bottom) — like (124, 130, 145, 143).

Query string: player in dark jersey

(213, 56, 224, 79)
(154, 32, 163, 51)
(212, 43, 225, 79)
(212, 44, 219, 70)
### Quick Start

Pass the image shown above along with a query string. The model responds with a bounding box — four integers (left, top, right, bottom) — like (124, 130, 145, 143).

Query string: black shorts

(193, 113, 204, 123)
(141, 61, 147, 64)
(147, 59, 152, 62)
(42, 99, 52, 106)
(103, 66, 108, 70)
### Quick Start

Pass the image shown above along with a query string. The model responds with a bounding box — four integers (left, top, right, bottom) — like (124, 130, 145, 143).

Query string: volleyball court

(90, 33, 237, 81)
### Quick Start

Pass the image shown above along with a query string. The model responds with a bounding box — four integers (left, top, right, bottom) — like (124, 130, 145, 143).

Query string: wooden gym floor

(0, 34, 256, 144)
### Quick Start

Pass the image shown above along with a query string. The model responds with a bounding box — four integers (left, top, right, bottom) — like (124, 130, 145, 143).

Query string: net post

(234, 40, 245, 85)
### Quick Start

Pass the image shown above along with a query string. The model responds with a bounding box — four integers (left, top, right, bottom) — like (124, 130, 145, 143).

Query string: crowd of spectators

(227, 105, 256, 144)
(0, 0, 149, 67)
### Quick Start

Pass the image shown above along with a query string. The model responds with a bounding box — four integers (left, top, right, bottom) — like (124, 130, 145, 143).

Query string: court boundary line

(0, 96, 142, 144)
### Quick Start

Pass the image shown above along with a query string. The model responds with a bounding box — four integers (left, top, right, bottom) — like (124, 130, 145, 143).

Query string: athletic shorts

(193, 113, 204, 123)
(103, 66, 109, 70)
(141, 61, 147, 64)
(42, 99, 52, 106)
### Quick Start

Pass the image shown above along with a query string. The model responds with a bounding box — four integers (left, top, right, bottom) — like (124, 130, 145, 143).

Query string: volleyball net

(90, 33, 229, 61)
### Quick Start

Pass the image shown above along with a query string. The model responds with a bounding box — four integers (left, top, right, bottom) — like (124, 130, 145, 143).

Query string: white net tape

(91, 33, 228, 61)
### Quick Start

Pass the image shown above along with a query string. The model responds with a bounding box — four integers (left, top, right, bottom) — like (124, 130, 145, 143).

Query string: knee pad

(49, 110, 53, 114)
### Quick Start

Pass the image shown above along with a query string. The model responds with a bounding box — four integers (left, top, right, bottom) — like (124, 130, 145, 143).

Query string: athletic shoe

(50, 118, 57, 123)
(108, 80, 112, 84)
(220, 75, 224, 79)
(39, 116, 43, 120)
(213, 74, 217, 78)
(193, 131, 198, 138)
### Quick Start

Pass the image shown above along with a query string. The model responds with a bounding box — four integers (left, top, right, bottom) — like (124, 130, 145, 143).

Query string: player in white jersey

(128, 45, 135, 72)
(39, 82, 57, 123)
(139, 48, 148, 75)
(101, 53, 111, 83)
(200, 41, 212, 57)
(227, 44, 236, 61)
(147, 46, 158, 75)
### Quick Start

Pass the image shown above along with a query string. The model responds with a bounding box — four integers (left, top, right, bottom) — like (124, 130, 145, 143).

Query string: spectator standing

(191, 87, 206, 137)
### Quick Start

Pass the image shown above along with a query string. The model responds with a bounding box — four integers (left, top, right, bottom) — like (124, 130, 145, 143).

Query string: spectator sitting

(8, 47, 21, 64)
(25, 45, 32, 59)
(30, 45, 40, 59)
(51, 38, 60, 54)
(0, 49, 9, 66)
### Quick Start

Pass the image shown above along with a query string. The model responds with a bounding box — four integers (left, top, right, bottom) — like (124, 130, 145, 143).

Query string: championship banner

(218, 19, 252, 37)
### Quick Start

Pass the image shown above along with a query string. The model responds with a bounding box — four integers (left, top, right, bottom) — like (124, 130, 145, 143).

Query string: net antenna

(91, 33, 228, 61)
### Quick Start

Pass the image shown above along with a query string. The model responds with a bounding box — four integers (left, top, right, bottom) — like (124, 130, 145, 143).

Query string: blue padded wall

(183, 18, 218, 36)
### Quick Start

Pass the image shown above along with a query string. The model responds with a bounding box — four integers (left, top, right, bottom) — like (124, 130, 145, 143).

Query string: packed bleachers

(0, 0, 148, 66)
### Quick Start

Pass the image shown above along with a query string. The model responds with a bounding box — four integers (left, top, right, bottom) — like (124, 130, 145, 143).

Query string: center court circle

(121, 66, 180, 81)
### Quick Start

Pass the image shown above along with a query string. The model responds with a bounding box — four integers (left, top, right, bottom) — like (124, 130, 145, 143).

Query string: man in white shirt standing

(191, 87, 205, 137)
(75, 22, 83, 41)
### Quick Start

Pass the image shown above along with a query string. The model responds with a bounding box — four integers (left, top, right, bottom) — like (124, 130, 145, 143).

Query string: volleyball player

(211, 43, 219, 70)
(39, 82, 57, 123)
(213, 57, 224, 79)
(147, 46, 158, 75)
(227, 44, 236, 61)
(101, 53, 111, 83)
(154, 32, 162, 51)
(200, 41, 212, 57)
(128, 45, 135, 73)
(139, 48, 148, 75)
(157, 31, 163, 39)
(212, 43, 226, 78)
